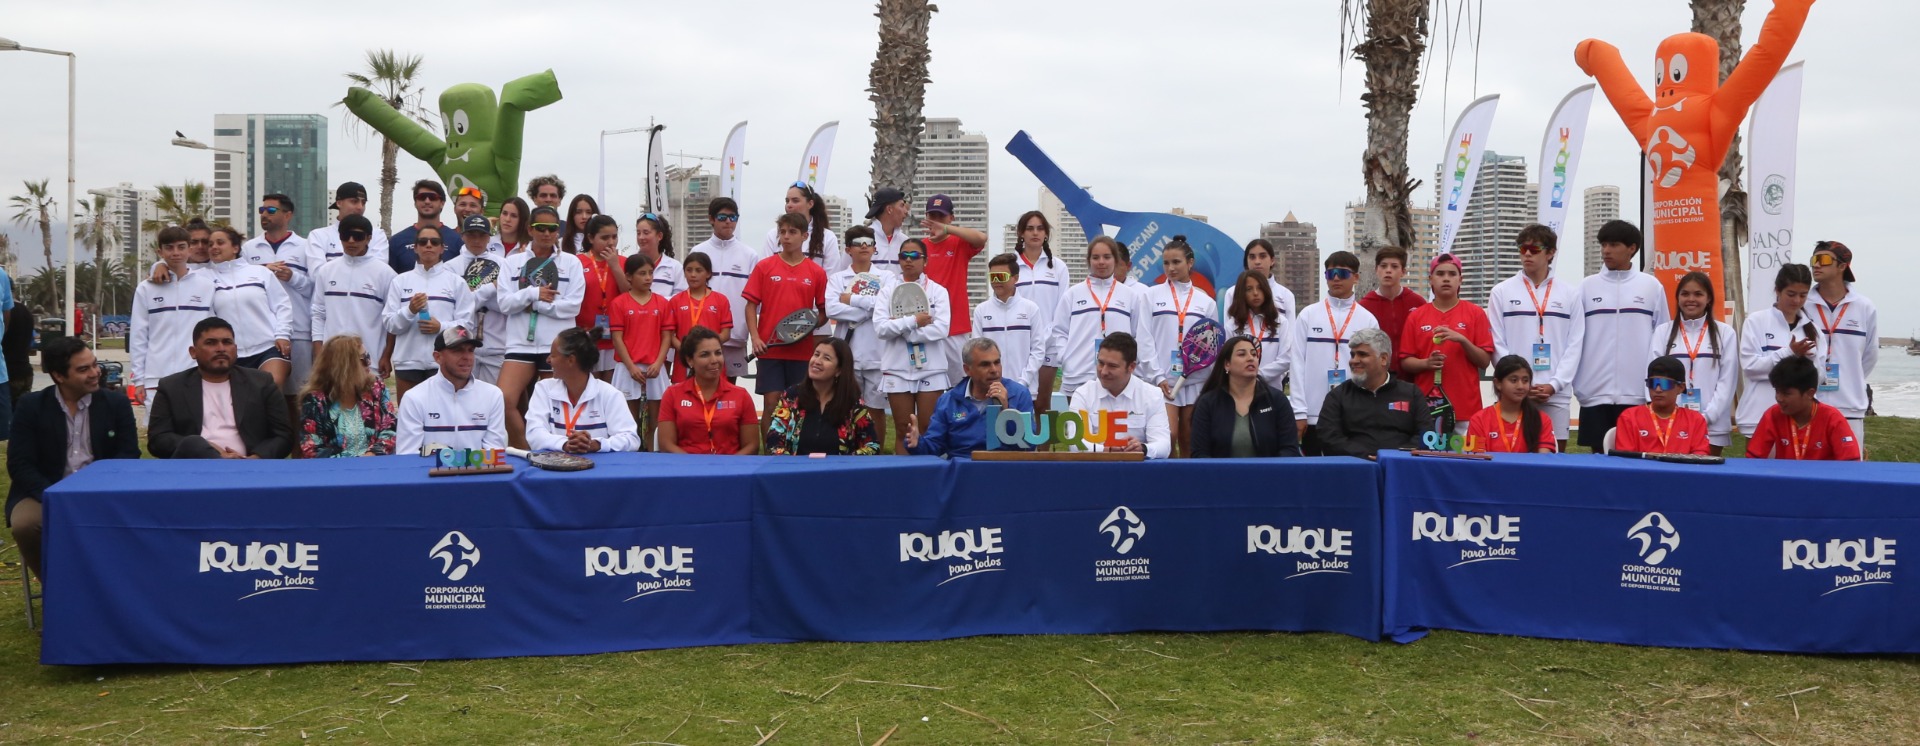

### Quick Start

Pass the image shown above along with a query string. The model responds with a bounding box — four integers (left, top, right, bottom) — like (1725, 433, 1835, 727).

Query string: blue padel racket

(1004, 131, 1245, 297)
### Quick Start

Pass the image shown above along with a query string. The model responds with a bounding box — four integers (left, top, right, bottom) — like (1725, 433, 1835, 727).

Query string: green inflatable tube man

(344, 70, 563, 218)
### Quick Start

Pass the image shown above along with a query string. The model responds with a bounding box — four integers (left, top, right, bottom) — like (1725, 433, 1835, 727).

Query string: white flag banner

(646, 126, 667, 215)
(1747, 62, 1803, 309)
(1535, 85, 1595, 238)
(721, 121, 748, 203)
(797, 121, 839, 192)
(1436, 94, 1500, 256)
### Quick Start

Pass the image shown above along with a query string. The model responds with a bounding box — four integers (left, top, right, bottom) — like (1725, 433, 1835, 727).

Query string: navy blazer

(7, 385, 140, 509)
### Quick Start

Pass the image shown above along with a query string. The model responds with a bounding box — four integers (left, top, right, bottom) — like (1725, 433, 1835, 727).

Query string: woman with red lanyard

(658, 328, 761, 454)
(575, 215, 623, 381)
(1145, 239, 1218, 458)
(1466, 355, 1557, 453)
(664, 251, 732, 382)
(1047, 236, 1158, 399)
(1226, 270, 1289, 393)
(526, 327, 641, 453)
(1649, 271, 1737, 455)
(1012, 211, 1070, 413)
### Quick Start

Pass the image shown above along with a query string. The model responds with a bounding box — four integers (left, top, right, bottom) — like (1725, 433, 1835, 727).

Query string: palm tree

(74, 259, 134, 318)
(343, 50, 434, 234)
(1340, 0, 1430, 295)
(0, 233, 14, 273)
(866, 0, 938, 199)
(23, 265, 64, 315)
(143, 181, 216, 236)
(75, 194, 120, 319)
(1693, 0, 1747, 319)
(9, 178, 60, 311)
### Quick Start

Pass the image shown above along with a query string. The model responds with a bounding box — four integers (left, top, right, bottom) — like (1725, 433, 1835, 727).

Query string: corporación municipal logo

(899, 526, 1004, 586)
(1093, 507, 1151, 582)
(1621, 512, 1683, 592)
(1247, 525, 1354, 579)
(585, 545, 696, 601)
(198, 540, 320, 600)
(1783, 537, 1896, 596)
(1411, 512, 1520, 568)
(425, 531, 486, 610)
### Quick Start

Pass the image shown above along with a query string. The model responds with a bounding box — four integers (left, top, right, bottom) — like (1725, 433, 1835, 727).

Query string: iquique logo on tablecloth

(1620, 512, 1683, 593)
(899, 526, 1005, 587)
(585, 545, 697, 601)
(1247, 525, 1355, 580)
(1783, 537, 1896, 597)
(424, 530, 487, 611)
(1093, 506, 1150, 582)
(1411, 511, 1520, 568)
(198, 540, 320, 600)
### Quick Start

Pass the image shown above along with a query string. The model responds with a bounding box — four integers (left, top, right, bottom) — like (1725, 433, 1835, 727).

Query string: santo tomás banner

(1747, 62, 1805, 309)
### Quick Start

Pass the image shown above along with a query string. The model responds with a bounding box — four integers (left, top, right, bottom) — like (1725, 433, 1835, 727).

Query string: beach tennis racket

(1607, 450, 1726, 465)
(1166, 317, 1224, 397)
(744, 307, 822, 363)
(462, 256, 501, 291)
(889, 280, 930, 317)
(1005, 131, 1244, 296)
(505, 447, 596, 471)
(1424, 333, 1456, 436)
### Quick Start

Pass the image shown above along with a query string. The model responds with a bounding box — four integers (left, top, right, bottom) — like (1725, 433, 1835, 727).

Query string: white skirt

(612, 364, 668, 401)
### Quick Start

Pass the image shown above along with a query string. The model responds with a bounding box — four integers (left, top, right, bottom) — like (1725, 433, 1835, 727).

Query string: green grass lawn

(2, 418, 1918, 744)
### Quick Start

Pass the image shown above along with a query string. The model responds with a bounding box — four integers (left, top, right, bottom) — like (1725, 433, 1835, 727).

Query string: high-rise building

(666, 166, 721, 250)
(1583, 185, 1621, 276)
(823, 196, 855, 237)
(1344, 201, 1441, 296)
(211, 114, 328, 236)
(1259, 213, 1322, 306)
(912, 118, 990, 304)
(1436, 151, 1534, 304)
(90, 182, 161, 266)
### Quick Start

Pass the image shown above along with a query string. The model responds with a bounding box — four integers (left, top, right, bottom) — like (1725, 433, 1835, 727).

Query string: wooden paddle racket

(1607, 450, 1726, 465)
(1166, 317, 1224, 398)
(744, 307, 823, 363)
(505, 447, 595, 471)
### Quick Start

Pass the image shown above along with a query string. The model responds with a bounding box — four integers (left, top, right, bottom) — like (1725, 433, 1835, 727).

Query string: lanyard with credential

(1676, 318, 1710, 386)
(1790, 418, 1811, 460)
(560, 398, 587, 437)
(1168, 283, 1195, 336)
(695, 385, 721, 453)
(1650, 409, 1676, 450)
(1324, 298, 1358, 364)
(688, 289, 709, 331)
(1524, 277, 1554, 341)
(1815, 302, 1848, 363)
(1497, 409, 1521, 451)
(1088, 278, 1119, 337)
(524, 256, 556, 342)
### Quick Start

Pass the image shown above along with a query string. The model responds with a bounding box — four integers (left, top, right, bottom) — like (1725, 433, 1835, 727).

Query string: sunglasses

(848, 237, 876, 247)
(530, 222, 560, 233)
(899, 251, 926, 261)
(989, 272, 1012, 283)
(639, 213, 659, 222)
(1518, 244, 1547, 256)
(341, 231, 370, 242)
(417, 237, 442, 247)
(712, 214, 740, 223)
(1810, 253, 1838, 267)
(257, 206, 282, 215)
(1324, 268, 1355, 281)
(455, 187, 484, 199)
(1646, 377, 1683, 392)
(790, 180, 812, 191)
(415, 193, 443, 202)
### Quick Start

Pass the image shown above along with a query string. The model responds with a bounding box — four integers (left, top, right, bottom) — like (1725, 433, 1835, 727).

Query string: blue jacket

(910, 378, 1034, 458)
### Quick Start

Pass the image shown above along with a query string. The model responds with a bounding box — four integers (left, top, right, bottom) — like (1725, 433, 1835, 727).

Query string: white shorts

(1167, 379, 1203, 407)
(473, 350, 504, 385)
(1849, 418, 1866, 451)
(942, 336, 968, 381)
(856, 368, 888, 412)
(283, 341, 314, 396)
(882, 372, 951, 395)
(1540, 400, 1570, 442)
(612, 364, 668, 401)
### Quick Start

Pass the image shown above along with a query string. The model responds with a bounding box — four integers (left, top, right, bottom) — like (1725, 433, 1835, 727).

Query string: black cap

(1647, 355, 1687, 383)
(461, 215, 493, 235)
(333, 182, 367, 207)
(434, 323, 482, 352)
(339, 214, 373, 236)
(865, 188, 905, 221)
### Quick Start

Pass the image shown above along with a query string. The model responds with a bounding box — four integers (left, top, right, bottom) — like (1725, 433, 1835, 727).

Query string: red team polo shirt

(1465, 406, 1557, 453)
(661, 377, 759, 454)
(663, 289, 734, 382)
(1398, 301, 1495, 424)
(1360, 287, 1427, 379)
(924, 234, 982, 335)
(577, 254, 619, 350)
(607, 291, 669, 366)
(742, 254, 828, 361)
(1613, 405, 1712, 455)
(1746, 402, 1861, 461)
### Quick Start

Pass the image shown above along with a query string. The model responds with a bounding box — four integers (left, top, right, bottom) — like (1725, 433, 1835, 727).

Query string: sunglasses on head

(455, 187, 484, 199)
(341, 231, 369, 242)
(1518, 243, 1547, 256)
(257, 206, 282, 215)
(713, 214, 739, 223)
(415, 192, 443, 202)
(640, 213, 659, 222)
(790, 180, 812, 191)
(530, 222, 560, 232)
(989, 272, 1011, 283)
(1324, 268, 1355, 281)
(1646, 376, 1683, 392)
(899, 251, 926, 261)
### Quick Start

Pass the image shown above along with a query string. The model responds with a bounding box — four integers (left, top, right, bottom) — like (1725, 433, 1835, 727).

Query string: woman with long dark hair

(207, 225, 294, 388)
(1465, 355, 1555, 453)
(1649, 271, 1737, 455)
(496, 204, 586, 448)
(495, 197, 531, 254)
(1146, 238, 1218, 457)
(1225, 270, 1289, 392)
(764, 337, 881, 455)
(560, 194, 600, 254)
(1738, 263, 1826, 437)
(1188, 335, 1301, 458)
(1241, 238, 1298, 319)
(1012, 210, 1069, 412)
(635, 212, 687, 298)
(577, 214, 623, 380)
(526, 326, 641, 453)
(761, 181, 844, 273)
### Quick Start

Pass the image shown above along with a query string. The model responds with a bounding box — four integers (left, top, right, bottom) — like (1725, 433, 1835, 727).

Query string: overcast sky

(2, 0, 1914, 335)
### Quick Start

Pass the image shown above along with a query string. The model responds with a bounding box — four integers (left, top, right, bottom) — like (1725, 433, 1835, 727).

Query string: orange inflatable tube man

(1575, 0, 1814, 316)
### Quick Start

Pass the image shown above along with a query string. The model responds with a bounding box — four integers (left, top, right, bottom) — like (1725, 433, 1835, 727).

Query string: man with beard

(147, 317, 293, 459)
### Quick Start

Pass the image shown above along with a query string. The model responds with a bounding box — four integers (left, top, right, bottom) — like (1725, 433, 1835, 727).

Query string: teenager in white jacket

(689, 197, 759, 378)
(1289, 251, 1378, 452)
(973, 253, 1047, 393)
(382, 229, 474, 402)
(1808, 240, 1878, 445)
(207, 226, 293, 388)
(825, 227, 895, 413)
(872, 239, 951, 453)
(1740, 264, 1829, 437)
(446, 215, 507, 384)
(307, 182, 390, 267)
(1050, 237, 1159, 398)
(310, 215, 398, 373)
(1568, 220, 1668, 452)
(1488, 224, 1582, 449)
(495, 205, 585, 449)
(130, 226, 215, 391)
(1225, 270, 1291, 395)
(1010, 210, 1072, 411)
(1144, 241, 1218, 458)
(1649, 271, 1739, 454)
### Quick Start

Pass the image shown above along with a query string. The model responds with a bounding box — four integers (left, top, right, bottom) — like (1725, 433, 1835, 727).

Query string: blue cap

(925, 194, 953, 217)
(461, 215, 493, 235)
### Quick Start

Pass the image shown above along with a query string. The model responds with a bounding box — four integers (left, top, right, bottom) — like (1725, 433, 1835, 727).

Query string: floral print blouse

(764, 385, 881, 456)
(298, 379, 397, 458)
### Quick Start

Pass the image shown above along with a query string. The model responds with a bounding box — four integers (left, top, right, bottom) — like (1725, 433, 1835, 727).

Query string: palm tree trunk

(38, 212, 57, 313)
(1693, 0, 1747, 321)
(867, 0, 936, 196)
(1351, 0, 1429, 296)
(379, 136, 400, 234)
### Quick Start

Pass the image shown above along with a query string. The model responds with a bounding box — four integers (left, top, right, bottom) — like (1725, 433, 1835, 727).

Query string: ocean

(1869, 347, 1920, 419)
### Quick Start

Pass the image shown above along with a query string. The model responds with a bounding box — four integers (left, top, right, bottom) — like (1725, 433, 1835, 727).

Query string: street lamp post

(0, 36, 77, 334)
(171, 136, 246, 155)
(599, 121, 654, 208)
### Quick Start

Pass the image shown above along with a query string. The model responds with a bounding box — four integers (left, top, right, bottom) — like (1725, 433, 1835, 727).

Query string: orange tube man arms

(1574, 0, 1815, 313)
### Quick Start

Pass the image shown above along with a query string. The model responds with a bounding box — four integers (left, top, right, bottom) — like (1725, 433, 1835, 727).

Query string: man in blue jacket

(904, 337, 1034, 457)
(8, 336, 140, 582)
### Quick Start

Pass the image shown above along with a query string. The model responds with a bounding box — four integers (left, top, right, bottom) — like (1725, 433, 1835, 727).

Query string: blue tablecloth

(1380, 451, 1920, 653)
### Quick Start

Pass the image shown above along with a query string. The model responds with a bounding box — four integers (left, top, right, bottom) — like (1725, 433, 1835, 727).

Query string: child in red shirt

(609, 253, 671, 448)
(1359, 246, 1428, 380)
(1467, 355, 1557, 453)
(1747, 355, 1862, 461)
(743, 213, 829, 415)
(1398, 254, 1494, 432)
(576, 216, 626, 371)
(664, 251, 734, 382)
(1613, 356, 1711, 455)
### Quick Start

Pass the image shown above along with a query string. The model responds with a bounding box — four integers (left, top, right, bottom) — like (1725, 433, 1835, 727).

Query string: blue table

(1380, 451, 1920, 653)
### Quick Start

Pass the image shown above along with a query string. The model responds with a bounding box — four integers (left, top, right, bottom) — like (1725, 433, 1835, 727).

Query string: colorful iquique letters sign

(984, 406, 1131, 450)
(433, 448, 507, 469)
